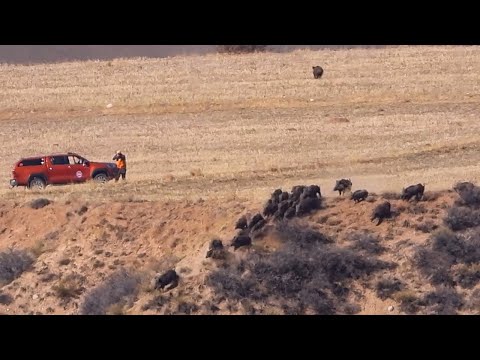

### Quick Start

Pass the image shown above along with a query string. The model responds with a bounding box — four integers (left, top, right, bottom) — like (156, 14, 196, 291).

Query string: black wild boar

(231, 234, 252, 250)
(296, 197, 322, 216)
(401, 184, 425, 201)
(248, 213, 264, 229)
(371, 201, 391, 226)
(263, 199, 278, 217)
(155, 270, 179, 290)
(206, 239, 225, 259)
(351, 189, 369, 203)
(312, 66, 324, 79)
(235, 215, 248, 230)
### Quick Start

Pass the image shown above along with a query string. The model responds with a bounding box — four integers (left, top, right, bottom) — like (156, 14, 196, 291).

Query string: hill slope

(0, 188, 478, 315)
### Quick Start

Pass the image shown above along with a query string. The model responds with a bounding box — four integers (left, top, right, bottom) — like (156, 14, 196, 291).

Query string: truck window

(51, 156, 69, 165)
(19, 158, 44, 166)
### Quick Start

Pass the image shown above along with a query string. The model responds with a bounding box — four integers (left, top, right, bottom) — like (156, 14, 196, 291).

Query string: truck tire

(29, 177, 46, 190)
(93, 173, 108, 183)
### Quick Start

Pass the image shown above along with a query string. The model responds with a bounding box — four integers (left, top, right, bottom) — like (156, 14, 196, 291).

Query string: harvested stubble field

(0, 45, 479, 202)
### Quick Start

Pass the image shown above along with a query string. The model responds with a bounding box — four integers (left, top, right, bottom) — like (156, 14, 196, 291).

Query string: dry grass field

(1, 45, 479, 202)
(1, 45, 480, 315)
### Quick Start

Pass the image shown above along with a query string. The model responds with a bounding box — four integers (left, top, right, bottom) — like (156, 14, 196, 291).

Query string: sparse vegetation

(455, 184, 480, 207)
(142, 294, 170, 312)
(30, 241, 46, 258)
(208, 223, 393, 315)
(79, 269, 140, 315)
(53, 273, 85, 301)
(176, 301, 200, 315)
(433, 228, 480, 264)
(407, 204, 428, 215)
(422, 192, 441, 202)
(422, 287, 463, 315)
(29, 198, 51, 209)
(453, 264, 480, 289)
(413, 226, 480, 290)
(275, 221, 333, 247)
(445, 183, 480, 231)
(431, 228, 466, 259)
(375, 277, 405, 300)
(414, 220, 438, 233)
(413, 246, 455, 286)
(77, 205, 88, 216)
(444, 206, 480, 231)
(346, 231, 386, 255)
(106, 302, 126, 315)
(30, 231, 60, 258)
(0, 249, 35, 286)
(464, 289, 480, 313)
(393, 290, 422, 314)
(0, 292, 13, 305)
(93, 260, 105, 269)
(382, 192, 402, 201)
(217, 45, 268, 54)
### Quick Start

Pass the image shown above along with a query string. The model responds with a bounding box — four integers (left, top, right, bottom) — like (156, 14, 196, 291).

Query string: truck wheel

(29, 177, 46, 190)
(93, 173, 108, 183)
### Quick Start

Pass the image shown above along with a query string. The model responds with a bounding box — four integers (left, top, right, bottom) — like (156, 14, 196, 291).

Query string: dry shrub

(0, 249, 35, 286)
(207, 222, 394, 315)
(29, 198, 51, 209)
(382, 192, 402, 200)
(217, 45, 267, 54)
(53, 273, 85, 301)
(346, 231, 386, 255)
(422, 286, 463, 315)
(375, 277, 404, 300)
(79, 269, 140, 315)
(444, 206, 480, 231)
(393, 290, 423, 314)
(413, 227, 480, 288)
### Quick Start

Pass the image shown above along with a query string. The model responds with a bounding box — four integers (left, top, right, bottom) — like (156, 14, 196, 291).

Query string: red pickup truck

(10, 152, 119, 190)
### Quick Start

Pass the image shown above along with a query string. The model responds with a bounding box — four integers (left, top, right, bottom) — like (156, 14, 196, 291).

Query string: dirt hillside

(1, 187, 478, 315)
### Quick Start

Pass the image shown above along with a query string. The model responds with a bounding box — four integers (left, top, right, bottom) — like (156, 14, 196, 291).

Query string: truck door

(47, 155, 72, 184)
(68, 155, 88, 183)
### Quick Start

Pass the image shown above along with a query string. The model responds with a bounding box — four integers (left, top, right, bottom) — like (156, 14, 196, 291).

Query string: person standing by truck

(112, 150, 127, 181)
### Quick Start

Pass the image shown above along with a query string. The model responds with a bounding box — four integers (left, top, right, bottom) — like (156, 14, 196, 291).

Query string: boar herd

(203, 179, 427, 255)
(153, 179, 428, 292)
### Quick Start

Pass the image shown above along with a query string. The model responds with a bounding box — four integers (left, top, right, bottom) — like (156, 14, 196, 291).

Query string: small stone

(106, 103, 113, 109)
(32, 294, 39, 300)
(388, 306, 394, 312)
